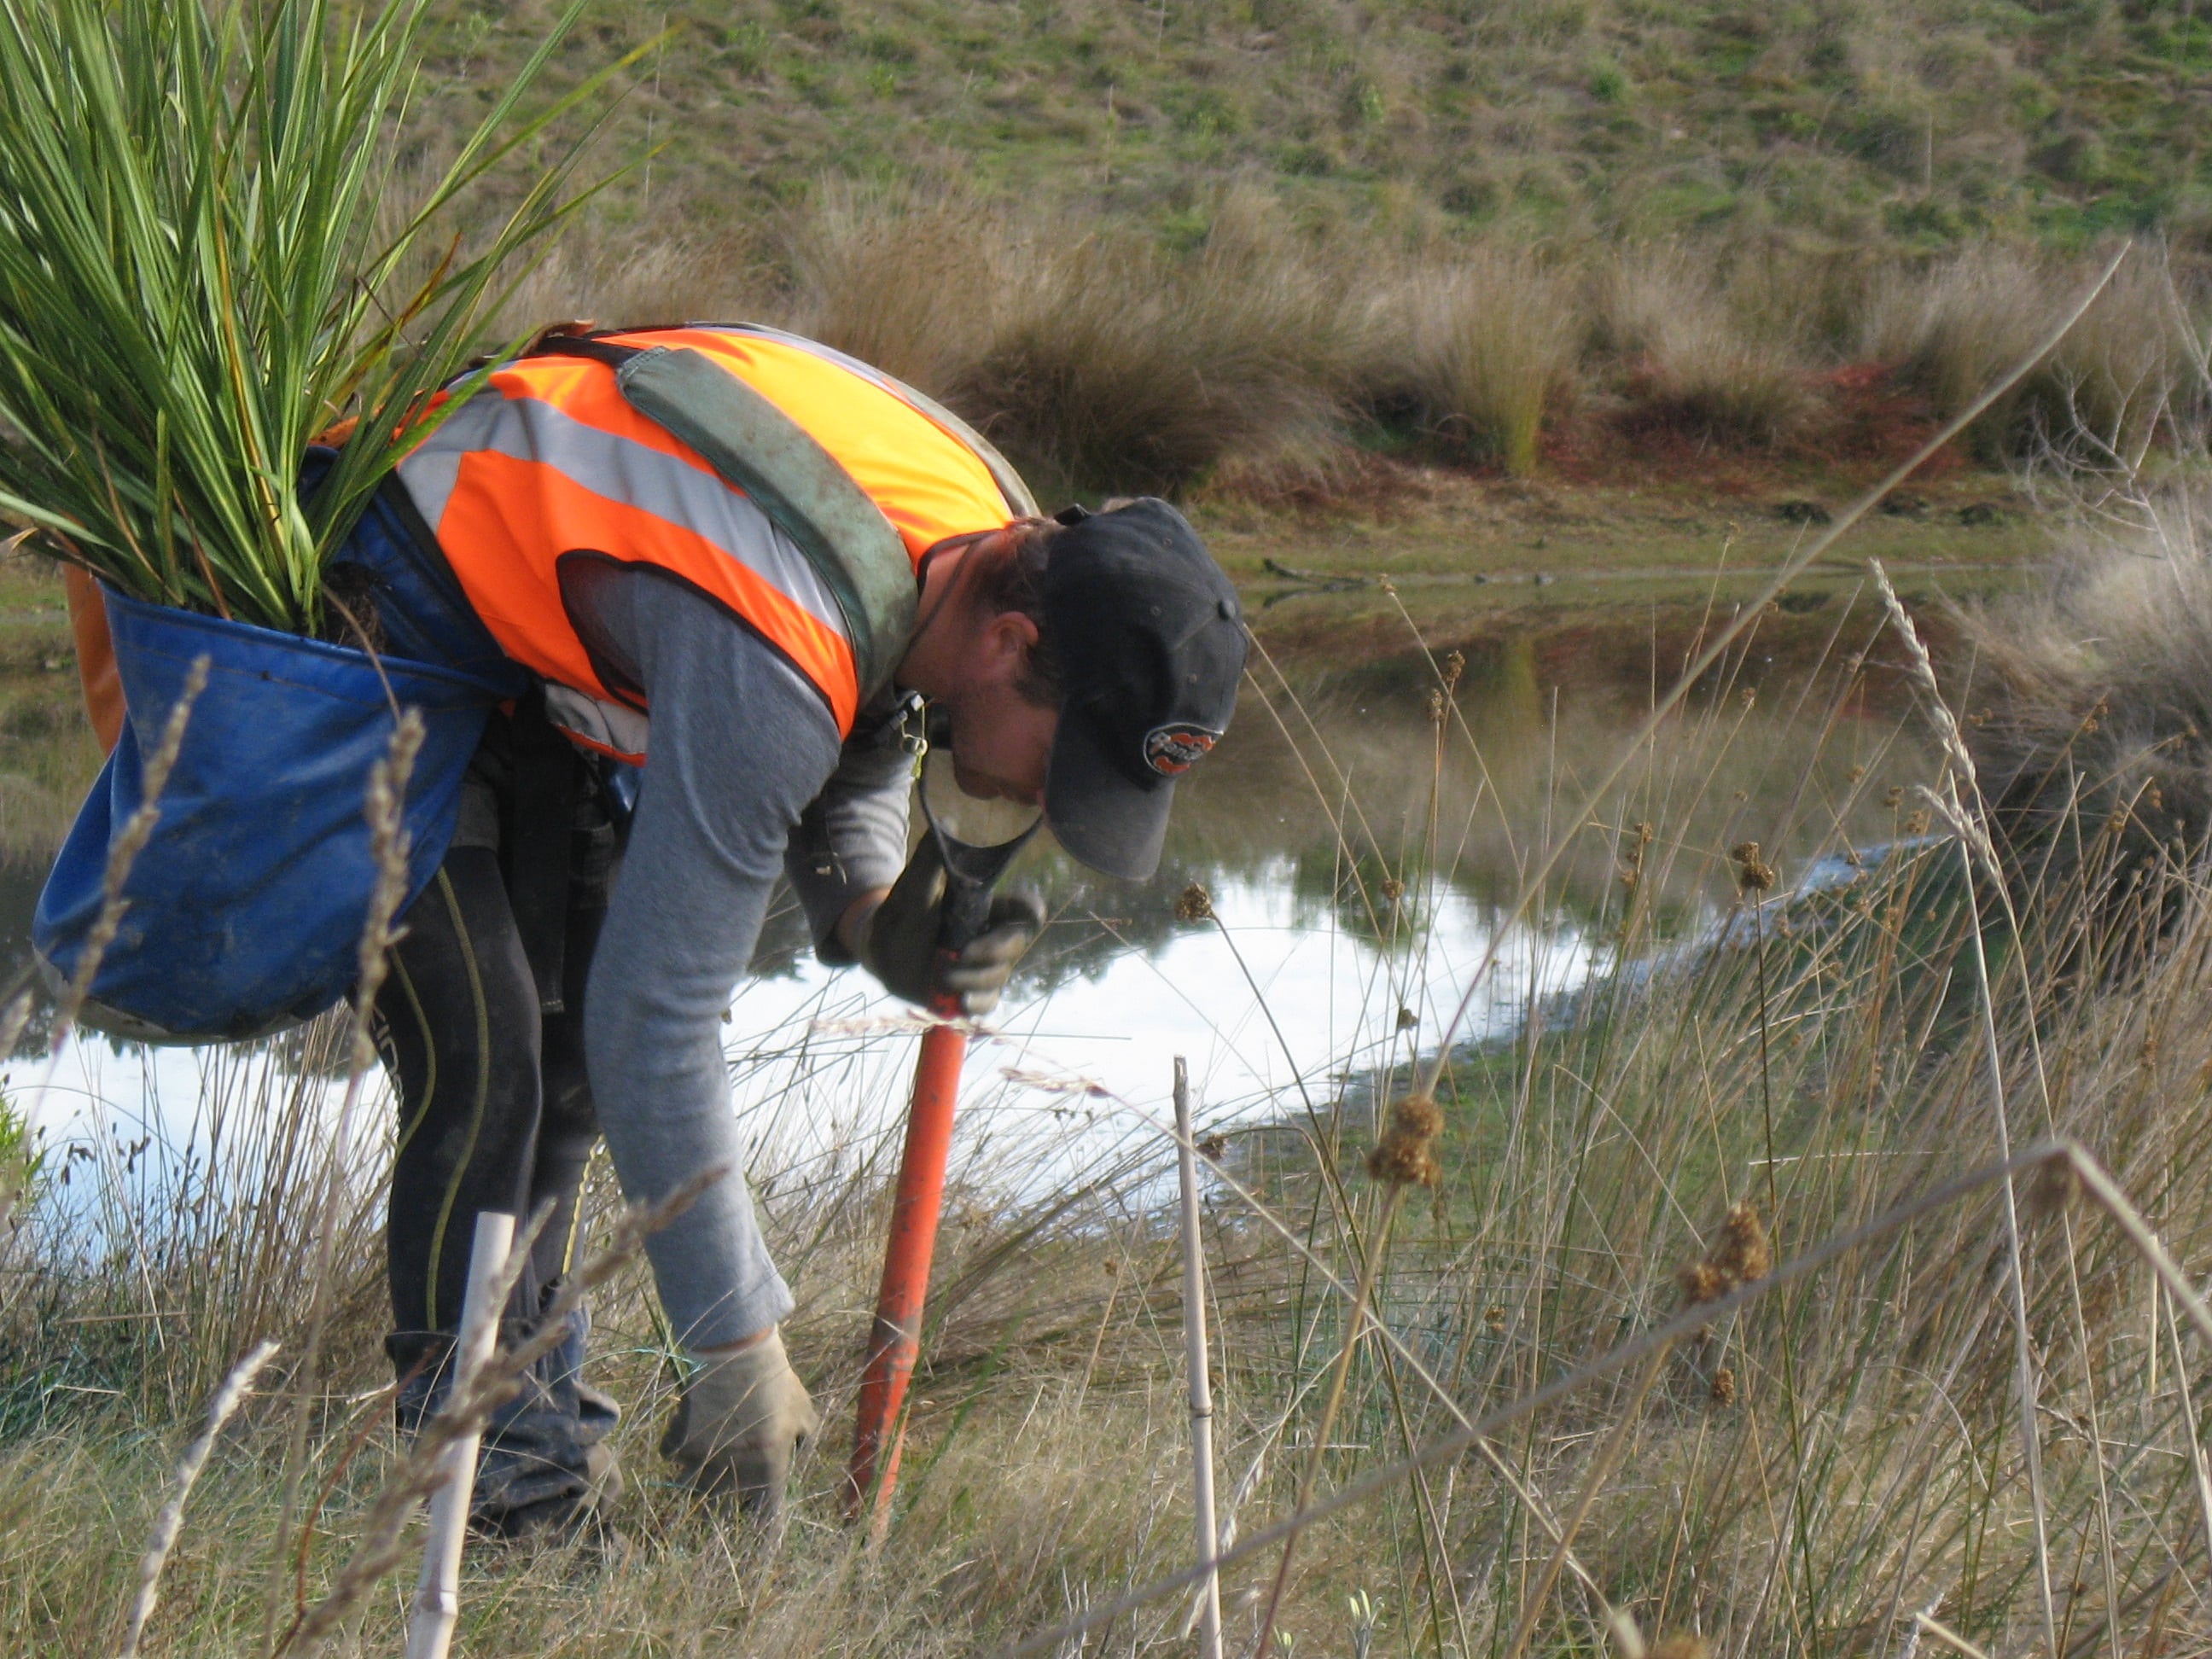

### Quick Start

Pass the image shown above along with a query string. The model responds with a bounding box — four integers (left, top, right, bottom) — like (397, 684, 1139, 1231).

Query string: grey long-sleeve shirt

(568, 567, 913, 1347)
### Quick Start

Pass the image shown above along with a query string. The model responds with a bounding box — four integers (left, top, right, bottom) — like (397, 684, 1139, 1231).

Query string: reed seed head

(1715, 1199, 1772, 1280)
(1678, 1262, 1725, 1303)
(1679, 1199, 1770, 1305)
(1708, 1366, 1736, 1406)
(1367, 1092, 1443, 1187)
(1379, 876, 1406, 902)
(2027, 1153, 2081, 1220)
(1729, 841, 1778, 894)
(1441, 649, 1465, 694)
(1173, 882, 1214, 923)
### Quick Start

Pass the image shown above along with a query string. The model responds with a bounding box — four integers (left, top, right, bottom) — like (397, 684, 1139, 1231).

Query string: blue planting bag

(34, 463, 529, 1042)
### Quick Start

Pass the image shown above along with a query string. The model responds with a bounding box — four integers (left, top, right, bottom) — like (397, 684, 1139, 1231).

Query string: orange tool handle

(847, 996, 966, 1526)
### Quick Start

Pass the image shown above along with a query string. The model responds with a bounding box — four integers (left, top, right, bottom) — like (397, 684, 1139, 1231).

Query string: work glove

(861, 834, 1044, 1016)
(660, 1328, 821, 1516)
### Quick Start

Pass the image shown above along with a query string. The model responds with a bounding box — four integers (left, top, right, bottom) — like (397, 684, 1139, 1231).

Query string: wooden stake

(1174, 1057, 1224, 1659)
(405, 1210, 515, 1659)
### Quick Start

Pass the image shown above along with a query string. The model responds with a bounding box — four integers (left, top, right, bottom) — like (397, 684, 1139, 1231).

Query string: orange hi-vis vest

(396, 325, 1026, 751)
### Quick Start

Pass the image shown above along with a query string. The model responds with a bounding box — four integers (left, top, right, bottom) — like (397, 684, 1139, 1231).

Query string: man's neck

(894, 540, 975, 701)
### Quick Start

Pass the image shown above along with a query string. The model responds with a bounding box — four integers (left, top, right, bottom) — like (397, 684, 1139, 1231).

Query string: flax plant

(0, 0, 633, 636)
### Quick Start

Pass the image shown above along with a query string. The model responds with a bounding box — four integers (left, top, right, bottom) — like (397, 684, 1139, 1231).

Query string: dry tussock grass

(496, 197, 2212, 496)
(783, 186, 998, 394)
(1862, 241, 2203, 459)
(1959, 489, 2212, 892)
(783, 186, 1359, 497)
(1595, 246, 1822, 446)
(1360, 245, 1580, 477)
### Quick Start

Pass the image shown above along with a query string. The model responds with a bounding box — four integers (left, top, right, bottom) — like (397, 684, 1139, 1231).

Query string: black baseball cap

(1041, 499, 1248, 881)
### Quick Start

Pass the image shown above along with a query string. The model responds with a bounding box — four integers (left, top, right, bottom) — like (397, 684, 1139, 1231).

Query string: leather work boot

(387, 1282, 622, 1541)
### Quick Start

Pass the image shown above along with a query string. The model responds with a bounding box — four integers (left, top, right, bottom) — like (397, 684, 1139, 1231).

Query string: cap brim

(1044, 712, 1173, 882)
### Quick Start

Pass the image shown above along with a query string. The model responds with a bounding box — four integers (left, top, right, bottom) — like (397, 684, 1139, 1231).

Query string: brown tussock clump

(1957, 489, 2212, 928)
(1679, 1200, 1772, 1306)
(1595, 246, 1825, 451)
(1368, 1093, 1443, 1187)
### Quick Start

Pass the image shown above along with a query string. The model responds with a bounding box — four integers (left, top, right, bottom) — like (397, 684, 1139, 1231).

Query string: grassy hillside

(401, 2, 2212, 507)
(428, 0, 2212, 253)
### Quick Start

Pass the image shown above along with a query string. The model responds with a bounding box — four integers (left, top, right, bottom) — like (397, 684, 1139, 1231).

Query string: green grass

(415, 0, 2212, 254)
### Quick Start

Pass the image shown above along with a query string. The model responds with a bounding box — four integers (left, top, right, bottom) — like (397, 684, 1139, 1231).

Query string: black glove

(862, 834, 1044, 1016)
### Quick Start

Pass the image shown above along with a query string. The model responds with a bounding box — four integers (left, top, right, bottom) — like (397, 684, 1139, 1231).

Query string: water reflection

(5, 613, 1936, 1188)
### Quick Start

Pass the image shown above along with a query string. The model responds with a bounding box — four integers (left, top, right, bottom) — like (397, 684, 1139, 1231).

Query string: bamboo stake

(405, 1210, 515, 1659)
(1173, 1057, 1225, 1659)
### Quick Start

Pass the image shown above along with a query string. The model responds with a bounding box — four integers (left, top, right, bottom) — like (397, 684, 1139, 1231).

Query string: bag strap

(521, 333, 647, 372)
(612, 346, 918, 703)
(712, 323, 1039, 518)
(520, 330, 918, 704)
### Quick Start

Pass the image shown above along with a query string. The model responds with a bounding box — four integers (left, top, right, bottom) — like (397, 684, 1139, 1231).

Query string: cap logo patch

(1143, 723, 1219, 777)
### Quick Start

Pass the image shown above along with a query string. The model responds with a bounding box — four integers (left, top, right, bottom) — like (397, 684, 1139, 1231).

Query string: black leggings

(373, 821, 618, 1336)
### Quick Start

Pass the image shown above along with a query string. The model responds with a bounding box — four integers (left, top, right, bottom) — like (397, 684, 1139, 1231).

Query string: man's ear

(985, 610, 1042, 681)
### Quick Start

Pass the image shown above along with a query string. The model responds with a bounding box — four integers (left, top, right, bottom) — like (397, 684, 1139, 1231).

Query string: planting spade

(846, 791, 1039, 1534)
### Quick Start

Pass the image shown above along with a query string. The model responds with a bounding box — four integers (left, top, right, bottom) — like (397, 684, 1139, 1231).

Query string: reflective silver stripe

(397, 385, 851, 644)
(396, 392, 503, 532)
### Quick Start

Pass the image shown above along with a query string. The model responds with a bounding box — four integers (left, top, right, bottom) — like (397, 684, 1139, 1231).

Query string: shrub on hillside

(498, 230, 771, 334)
(498, 199, 2211, 498)
(955, 235, 1350, 496)
(785, 188, 998, 394)
(2034, 247, 2205, 467)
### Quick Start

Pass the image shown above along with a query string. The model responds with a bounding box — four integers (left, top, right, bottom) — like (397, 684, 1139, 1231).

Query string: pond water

(1, 601, 1939, 1208)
